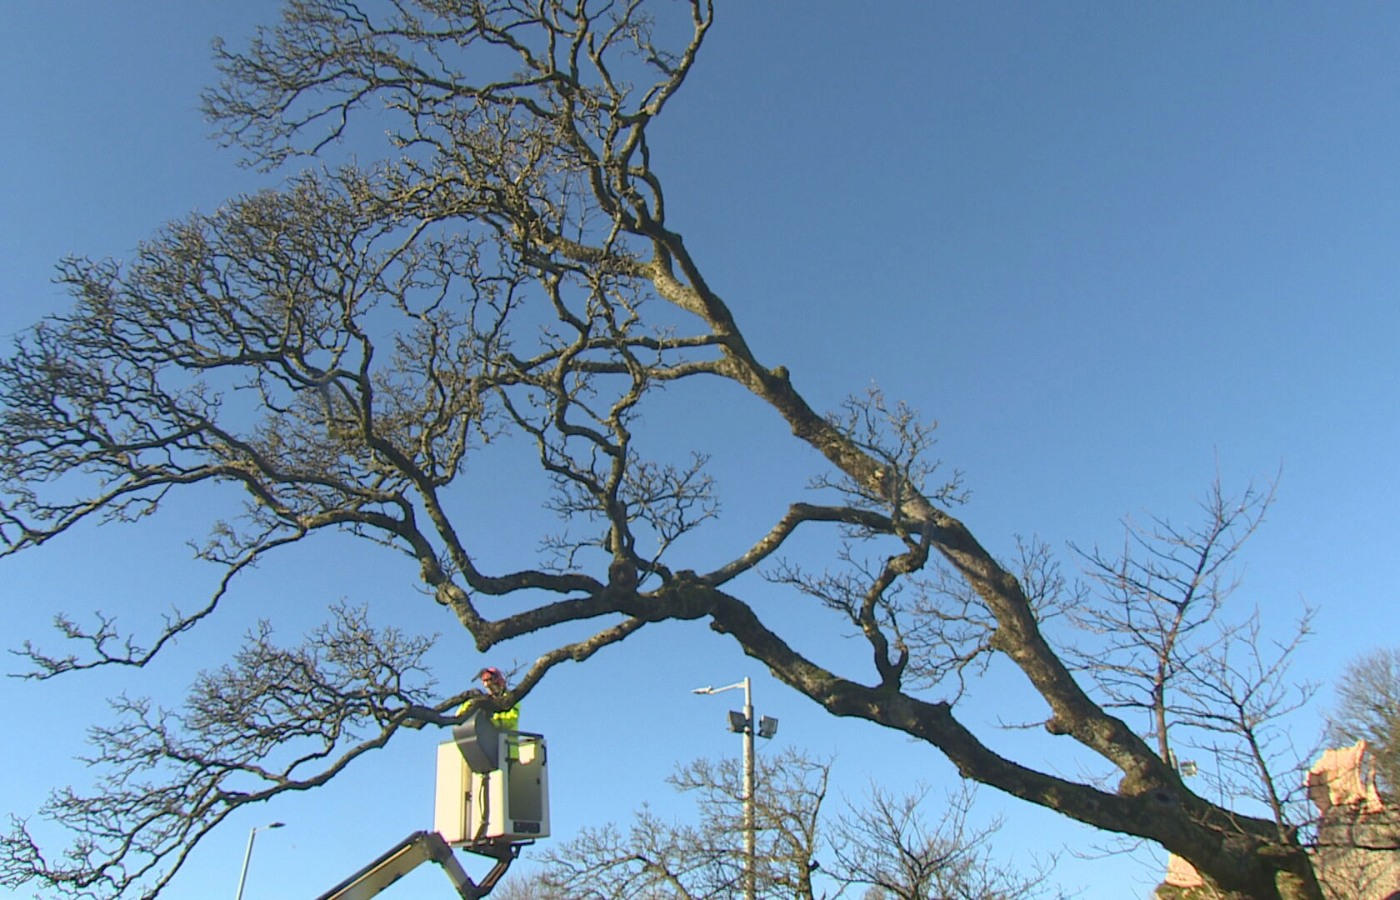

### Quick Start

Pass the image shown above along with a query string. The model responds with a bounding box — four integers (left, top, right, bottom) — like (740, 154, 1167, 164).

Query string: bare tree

(1312, 648, 1400, 898)
(670, 753, 830, 900)
(0, 3, 1327, 897)
(521, 750, 826, 900)
(1328, 649, 1400, 798)
(506, 751, 1054, 900)
(829, 782, 1061, 900)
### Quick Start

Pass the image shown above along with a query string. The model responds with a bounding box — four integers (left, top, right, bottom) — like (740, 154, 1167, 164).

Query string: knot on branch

(607, 557, 640, 594)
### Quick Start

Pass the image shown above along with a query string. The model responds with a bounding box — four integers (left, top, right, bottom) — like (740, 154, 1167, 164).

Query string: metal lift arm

(315, 831, 519, 900)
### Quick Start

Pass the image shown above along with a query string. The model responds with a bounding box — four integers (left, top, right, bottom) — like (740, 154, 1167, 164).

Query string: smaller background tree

(830, 781, 1060, 900)
(496, 749, 1062, 900)
(1328, 648, 1400, 800)
(1310, 648, 1400, 899)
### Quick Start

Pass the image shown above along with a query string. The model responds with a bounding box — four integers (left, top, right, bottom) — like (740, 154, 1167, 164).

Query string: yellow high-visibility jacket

(491, 705, 521, 732)
(455, 698, 520, 732)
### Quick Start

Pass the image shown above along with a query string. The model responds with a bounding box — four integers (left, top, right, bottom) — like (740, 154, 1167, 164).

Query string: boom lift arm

(315, 831, 520, 900)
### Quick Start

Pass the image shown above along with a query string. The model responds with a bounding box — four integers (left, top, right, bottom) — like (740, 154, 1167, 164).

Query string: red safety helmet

(478, 666, 505, 683)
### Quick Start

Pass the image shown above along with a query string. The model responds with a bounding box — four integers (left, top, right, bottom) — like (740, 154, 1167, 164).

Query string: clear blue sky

(2, 3, 1399, 898)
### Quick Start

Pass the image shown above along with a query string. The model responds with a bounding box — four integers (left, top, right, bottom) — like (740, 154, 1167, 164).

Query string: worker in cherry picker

(474, 666, 520, 732)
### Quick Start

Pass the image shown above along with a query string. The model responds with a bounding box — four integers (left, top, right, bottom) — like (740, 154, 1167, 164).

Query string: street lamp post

(692, 677, 778, 900)
(234, 821, 284, 900)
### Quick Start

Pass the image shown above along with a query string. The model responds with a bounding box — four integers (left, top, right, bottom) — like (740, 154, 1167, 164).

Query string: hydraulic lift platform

(315, 709, 545, 898)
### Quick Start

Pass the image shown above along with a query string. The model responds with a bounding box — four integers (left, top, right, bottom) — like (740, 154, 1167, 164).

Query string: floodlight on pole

(691, 676, 778, 900)
(234, 821, 284, 900)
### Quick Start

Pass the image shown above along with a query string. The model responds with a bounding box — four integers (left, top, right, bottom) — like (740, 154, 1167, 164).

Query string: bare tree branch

(1, 605, 440, 899)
